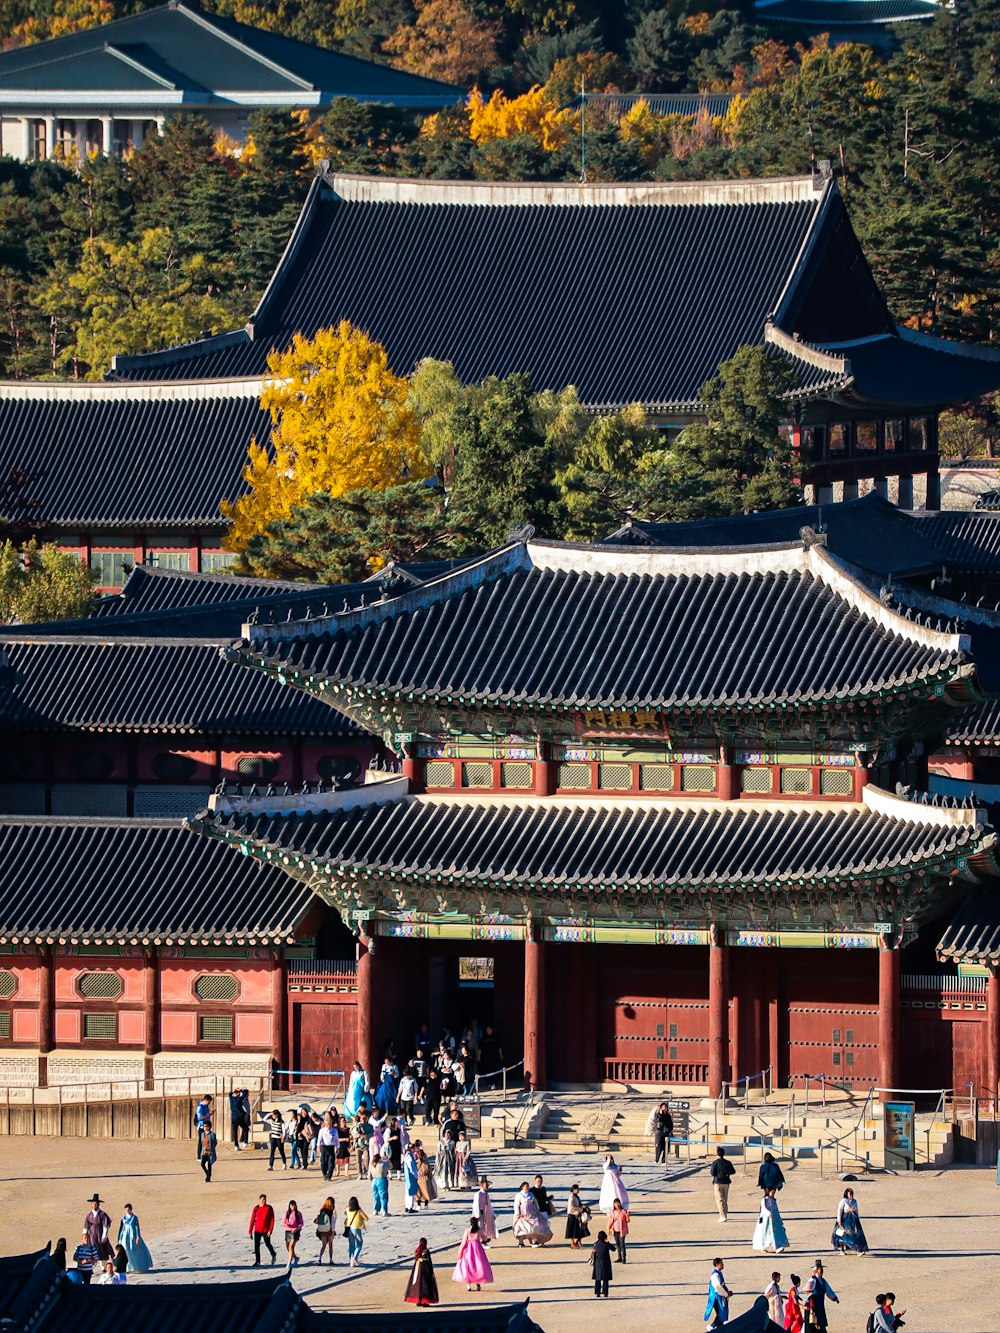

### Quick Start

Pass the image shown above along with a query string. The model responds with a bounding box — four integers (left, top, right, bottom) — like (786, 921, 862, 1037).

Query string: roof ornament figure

(282, 782, 292, 796)
(248, 607, 259, 626)
(215, 779, 228, 796)
(248, 784, 259, 798)
(342, 599, 350, 613)
(799, 525, 827, 549)
(895, 782, 911, 801)
(265, 783, 275, 797)
(507, 523, 536, 543)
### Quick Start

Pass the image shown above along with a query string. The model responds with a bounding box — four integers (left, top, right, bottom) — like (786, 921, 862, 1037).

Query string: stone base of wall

(47, 1052, 146, 1086)
(0, 1053, 40, 1087)
(153, 1052, 271, 1085)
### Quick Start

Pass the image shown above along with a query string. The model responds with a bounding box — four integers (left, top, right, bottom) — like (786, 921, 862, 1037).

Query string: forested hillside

(0, 1, 998, 387)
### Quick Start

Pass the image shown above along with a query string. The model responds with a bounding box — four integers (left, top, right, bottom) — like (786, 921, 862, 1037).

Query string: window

(828, 424, 848, 455)
(90, 548, 132, 589)
(195, 974, 239, 1001)
(83, 1013, 118, 1040)
(461, 762, 493, 788)
(200, 548, 236, 573)
(640, 763, 673, 792)
(199, 1014, 234, 1043)
(780, 768, 813, 795)
(820, 769, 853, 796)
(458, 956, 494, 988)
(854, 422, 878, 453)
(424, 761, 455, 787)
(55, 119, 76, 156)
(147, 550, 191, 572)
(84, 120, 103, 155)
(500, 761, 532, 789)
(79, 972, 124, 999)
(598, 762, 632, 790)
(681, 765, 716, 792)
(0, 971, 16, 998)
(885, 420, 905, 452)
(741, 767, 772, 794)
(0, 1011, 10, 1039)
(557, 762, 591, 790)
(235, 755, 279, 780)
(30, 119, 46, 160)
(810, 426, 826, 458)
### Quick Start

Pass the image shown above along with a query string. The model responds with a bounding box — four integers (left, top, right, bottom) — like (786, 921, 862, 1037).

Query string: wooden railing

(604, 1058, 708, 1085)
(287, 958, 357, 990)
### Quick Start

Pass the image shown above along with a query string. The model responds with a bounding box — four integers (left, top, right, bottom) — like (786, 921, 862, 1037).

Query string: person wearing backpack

(710, 1146, 736, 1221)
(869, 1293, 905, 1333)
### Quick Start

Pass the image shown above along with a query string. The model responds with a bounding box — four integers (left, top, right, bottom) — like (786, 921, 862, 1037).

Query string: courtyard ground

(1, 1132, 996, 1331)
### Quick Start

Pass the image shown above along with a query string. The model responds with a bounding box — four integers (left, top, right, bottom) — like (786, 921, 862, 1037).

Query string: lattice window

(780, 768, 812, 795)
(194, 974, 239, 1001)
(557, 763, 591, 790)
(0, 971, 16, 998)
(78, 972, 124, 999)
(681, 765, 716, 793)
(820, 769, 853, 796)
(500, 762, 532, 789)
(424, 761, 455, 787)
(640, 764, 674, 792)
(598, 763, 632, 790)
(236, 756, 279, 780)
(199, 1014, 234, 1043)
(462, 762, 494, 788)
(83, 1013, 117, 1040)
(0, 1011, 10, 1039)
(741, 767, 772, 794)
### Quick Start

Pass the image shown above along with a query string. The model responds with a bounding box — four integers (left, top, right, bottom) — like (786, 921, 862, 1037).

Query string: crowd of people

(53, 1194, 153, 1286)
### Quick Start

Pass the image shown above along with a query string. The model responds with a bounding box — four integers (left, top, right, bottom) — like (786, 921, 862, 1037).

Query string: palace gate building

(186, 534, 1000, 1103)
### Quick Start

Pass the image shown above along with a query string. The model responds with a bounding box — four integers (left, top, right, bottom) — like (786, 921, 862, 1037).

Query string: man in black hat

(805, 1259, 839, 1332)
(84, 1193, 112, 1260)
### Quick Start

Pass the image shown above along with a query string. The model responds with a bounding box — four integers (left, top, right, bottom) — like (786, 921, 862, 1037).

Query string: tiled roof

(111, 174, 831, 404)
(757, 0, 940, 26)
(0, 2, 460, 105)
(0, 380, 267, 529)
(94, 565, 348, 617)
(237, 541, 973, 715)
(912, 510, 1000, 572)
(945, 699, 1000, 747)
(0, 818, 316, 944)
(606, 492, 943, 580)
(936, 887, 1000, 964)
(0, 635, 359, 735)
(195, 785, 994, 900)
(303, 1303, 540, 1332)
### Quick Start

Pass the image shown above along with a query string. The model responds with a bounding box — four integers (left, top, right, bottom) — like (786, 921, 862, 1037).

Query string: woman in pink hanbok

(451, 1217, 494, 1292)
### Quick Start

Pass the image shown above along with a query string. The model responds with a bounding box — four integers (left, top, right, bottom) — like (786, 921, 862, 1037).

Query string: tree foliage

(0, 539, 96, 623)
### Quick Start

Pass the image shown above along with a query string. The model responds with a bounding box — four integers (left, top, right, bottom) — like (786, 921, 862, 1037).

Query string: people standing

(336, 1116, 352, 1177)
(436, 1129, 457, 1192)
(403, 1147, 420, 1213)
(352, 1114, 371, 1179)
(344, 1061, 369, 1117)
(752, 1189, 789, 1253)
(229, 1087, 246, 1151)
(757, 1152, 785, 1193)
(599, 1154, 629, 1212)
(423, 1068, 442, 1126)
(84, 1193, 113, 1260)
(455, 1129, 477, 1188)
(117, 1204, 152, 1273)
(194, 1093, 213, 1158)
(72, 1230, 99, 1284)
(784, 1274, 805, 1332)
(293, 1108, 312, 1170)
(710, 1147, 736, 1222)
(607, 1198, 630, 1263)
(315, 1196, 336, 1264)
(565, 1183, 590, 1249)
(387, 1117, 403, 1179)
(249, 1194, 277, 1266)
(764, 1272, 784, 1325)
(472, 1177, 497, 1242)
(529, 1174, 554, 1218)
(832, 1187, 868, 1254)
(652, 1101, 674, 1164)
(404, 1238, 439, 1305)
(238, 1088, 252, 1147)
(704, 1257, 731, 1330)
(398, 1068, 417, 1125)
(804, 1260, 839, 1332)
(344, 1195, 368, 1267)
(283, 1200, 303, 1269)
(512, 1181, 552, 1247)
(318, 1113, 339, 1182)
(371, 1154, 390, 1216)
(51, 1239, 67, 1273)
(591, 1230, 613, 1299)
(265, 1109, 286, 1170)
(417, 1148, 437, 1208)
(199, 1118, 218, 1182)
(872, 1293, 905, 1332)
(451, 1217, 494, 1292)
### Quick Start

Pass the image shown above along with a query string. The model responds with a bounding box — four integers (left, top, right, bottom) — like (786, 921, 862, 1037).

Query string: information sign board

(883, 1100, 915, 1171)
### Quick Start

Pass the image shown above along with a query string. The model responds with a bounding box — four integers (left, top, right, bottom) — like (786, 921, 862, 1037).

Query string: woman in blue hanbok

(343, 1062, 369, 1117)
(374, 1067, 398, 1116)
(403, 1146, 420, 1213)
(117, 1205, 152, 1273)
(832, 1187, 868, 1253)
(752, 1188, 789, 1253)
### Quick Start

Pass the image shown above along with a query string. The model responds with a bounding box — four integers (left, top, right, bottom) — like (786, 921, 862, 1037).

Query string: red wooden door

(292, 1002, 355, 1086)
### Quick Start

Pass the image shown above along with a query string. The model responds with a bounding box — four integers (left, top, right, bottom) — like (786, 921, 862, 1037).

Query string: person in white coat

(599, 1154, 629, 1212)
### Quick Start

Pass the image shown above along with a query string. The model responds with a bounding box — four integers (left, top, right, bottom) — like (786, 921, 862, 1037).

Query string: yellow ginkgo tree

(222, 321, 427, 554)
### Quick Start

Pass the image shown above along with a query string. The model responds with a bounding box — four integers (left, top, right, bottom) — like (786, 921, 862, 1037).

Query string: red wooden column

(37, 945, 54, 1089)
(401, 745, 424, 795)
(272, 949, 288, 1090)
(533, 741, 556, 797)
(143, 948, 160, 1090)
(878, 939, 901, 1102)
(356, 929, 379, 1082)
(852, 756, 870, 802)
(717, 744, 738, 800)
(524, 923, 547, 1093)
(708, 926, 730, 1098)
(987, 966, 1000, 1114)
(767, 968, 781, 1091)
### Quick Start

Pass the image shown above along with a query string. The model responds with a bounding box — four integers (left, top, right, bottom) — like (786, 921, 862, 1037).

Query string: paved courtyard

(2, 1133, 997, 1331)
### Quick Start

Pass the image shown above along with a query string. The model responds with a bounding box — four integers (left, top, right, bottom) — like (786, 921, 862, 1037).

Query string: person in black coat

(757, 1153, 785, 1192)
(652, 1102, 674, 1163)
(591, 1230, 613, 1298)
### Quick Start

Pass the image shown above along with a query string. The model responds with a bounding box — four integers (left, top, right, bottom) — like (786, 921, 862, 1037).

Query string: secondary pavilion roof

(0, 2, 461, 109)
(936, 887, 1000, 965)
(0, 377, 268, 532)
(227, 537, 984, 739)
(0, 633, 360, 736)
(0, 817, 317, 946)
(189, 781, 998, 924)
(110, 167, 1000, 415)
(755, 0, 942, 43)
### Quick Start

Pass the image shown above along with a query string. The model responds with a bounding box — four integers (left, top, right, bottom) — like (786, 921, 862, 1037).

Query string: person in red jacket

(249, 1194, 276, 1266)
